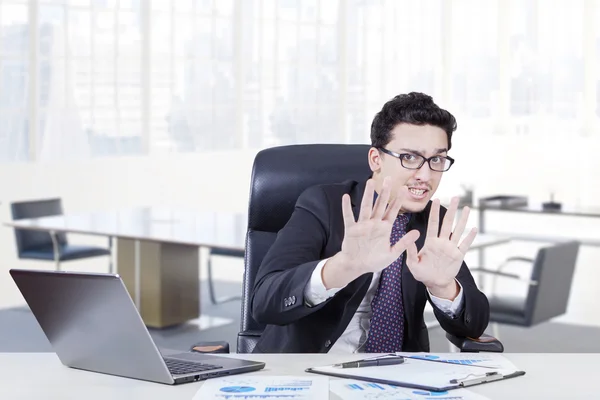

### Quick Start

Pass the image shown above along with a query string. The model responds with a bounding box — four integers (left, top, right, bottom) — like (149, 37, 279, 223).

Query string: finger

(426, 199, 441, 239)
(405, 241, 419, 266)
(451, 206, 471, 245)
(372, 177, 391, 220)
(458, 227, 478, 254)
(439, 197, 459, 239)
(358, 179, 375, 222)
(341, 194, 356, 229)
(382, 186, 404, 222)
(392, 229, 420, 255)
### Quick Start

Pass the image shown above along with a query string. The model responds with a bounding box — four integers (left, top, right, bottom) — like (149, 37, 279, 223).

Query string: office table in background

(5, 208, 507, 328)
(5, 208, 246, 328)
(0, 352, 596, 399)
(477, 202, 600, 246)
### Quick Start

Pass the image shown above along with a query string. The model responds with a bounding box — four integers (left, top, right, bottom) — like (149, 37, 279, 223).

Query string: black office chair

(234, 144, 502, 354)
(11, 198, 112, 272)
(470, 241, 580, 336)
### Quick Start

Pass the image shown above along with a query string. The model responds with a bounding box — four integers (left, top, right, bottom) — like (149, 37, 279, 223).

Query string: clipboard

(306, 355, 526, 392)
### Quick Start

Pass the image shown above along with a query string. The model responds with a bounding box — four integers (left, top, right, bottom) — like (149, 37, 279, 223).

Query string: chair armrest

(470, 268, 538, 286)
(190, 340, 230, 354)
(504, 256, 534, 263)
(237, 331, 262, 354)
(470, 268, 520, 279)
(446, 332, 504, 353)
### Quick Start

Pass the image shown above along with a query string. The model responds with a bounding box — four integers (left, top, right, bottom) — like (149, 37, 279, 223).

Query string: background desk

(5, 207, 507, 328)
(0, 352, 595, 399)
(5, 208, 246, 328)
(477, 202, 600, 246)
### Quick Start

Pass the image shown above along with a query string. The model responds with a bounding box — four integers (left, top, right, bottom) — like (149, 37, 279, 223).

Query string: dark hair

(370, 92, 457, 150)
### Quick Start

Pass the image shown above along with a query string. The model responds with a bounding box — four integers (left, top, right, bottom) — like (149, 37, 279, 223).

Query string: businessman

(250, 92, 490, 353)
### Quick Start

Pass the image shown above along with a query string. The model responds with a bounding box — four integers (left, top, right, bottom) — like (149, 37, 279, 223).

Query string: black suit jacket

(250, 179, 490, 353)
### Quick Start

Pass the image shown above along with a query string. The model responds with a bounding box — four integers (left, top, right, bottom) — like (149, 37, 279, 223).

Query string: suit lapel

(350, 178, 367, 221)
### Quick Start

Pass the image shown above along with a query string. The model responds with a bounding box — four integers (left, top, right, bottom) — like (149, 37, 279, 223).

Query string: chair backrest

(238, 144, 372, 350)
(11, 198, 67, 253)
(525, 241, 580, 325)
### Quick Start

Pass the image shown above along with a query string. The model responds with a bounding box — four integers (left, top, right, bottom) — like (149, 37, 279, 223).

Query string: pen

(334, 356, 405, 369)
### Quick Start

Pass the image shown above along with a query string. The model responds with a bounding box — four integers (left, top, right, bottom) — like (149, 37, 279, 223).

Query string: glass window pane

(215, 0, 233, 17)
(0, 59, 28, 108)
(68, 9, 91, 57)
(118, 10, 141, 57)
(40, 5, 66, 58)
(0, 110, 29, 162)
(320, 0, 338, 25)
(1, 4, 28, 56)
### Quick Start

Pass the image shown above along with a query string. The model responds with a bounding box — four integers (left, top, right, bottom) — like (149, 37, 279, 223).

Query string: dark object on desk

(542, 201, 562, 211)
(479, 195, 528, 208)
(10, 198, 112, 272)
(446, 333, 504, 353)
(334, 355, 405, 369)
(190, 341, 230, 354)
(192, 144, 504, 354)
(471, 241, 580, 328)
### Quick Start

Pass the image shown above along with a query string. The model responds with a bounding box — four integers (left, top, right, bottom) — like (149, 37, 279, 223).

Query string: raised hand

(338, 177, 420, 275)
(405, 197, 477, 296)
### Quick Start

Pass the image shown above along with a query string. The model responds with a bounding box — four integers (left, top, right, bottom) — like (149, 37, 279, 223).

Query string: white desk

(0, 353, 594, 399)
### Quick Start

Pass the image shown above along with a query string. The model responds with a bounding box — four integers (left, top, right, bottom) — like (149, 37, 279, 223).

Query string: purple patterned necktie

(364, 213, 410, 353)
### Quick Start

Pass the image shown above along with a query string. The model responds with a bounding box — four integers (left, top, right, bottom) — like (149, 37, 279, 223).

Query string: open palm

(340, 178, 420, 274)
(405, 197, 477, 289)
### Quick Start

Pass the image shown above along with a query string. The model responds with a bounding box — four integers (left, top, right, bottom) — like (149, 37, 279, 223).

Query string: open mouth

(408, 187, 429, 200)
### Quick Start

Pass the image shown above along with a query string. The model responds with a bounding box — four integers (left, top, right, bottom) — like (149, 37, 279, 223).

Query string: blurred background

(1, 0, 600, 353)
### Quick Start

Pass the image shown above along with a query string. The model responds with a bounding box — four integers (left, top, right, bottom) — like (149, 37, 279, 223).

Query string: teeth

(410, 188, 425, 195)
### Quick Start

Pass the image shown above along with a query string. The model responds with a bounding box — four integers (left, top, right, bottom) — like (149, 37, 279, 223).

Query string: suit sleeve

(429, 260, 490, 338)
(250, 185, 335, 326)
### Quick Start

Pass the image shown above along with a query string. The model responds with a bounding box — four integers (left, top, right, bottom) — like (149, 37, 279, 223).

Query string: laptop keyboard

(164, 358, 223, 375)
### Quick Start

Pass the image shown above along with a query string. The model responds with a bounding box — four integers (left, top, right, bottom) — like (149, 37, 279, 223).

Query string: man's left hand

(405, 197, 477, 300)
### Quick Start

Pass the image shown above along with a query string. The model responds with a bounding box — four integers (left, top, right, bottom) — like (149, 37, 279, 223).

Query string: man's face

(369, 123, 449, 213)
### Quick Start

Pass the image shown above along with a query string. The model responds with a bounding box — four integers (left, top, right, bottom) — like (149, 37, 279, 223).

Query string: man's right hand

(321, 177, 420, 289)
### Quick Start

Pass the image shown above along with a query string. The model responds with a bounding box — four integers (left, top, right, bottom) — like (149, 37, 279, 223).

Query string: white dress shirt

(304, 259, 464, 354)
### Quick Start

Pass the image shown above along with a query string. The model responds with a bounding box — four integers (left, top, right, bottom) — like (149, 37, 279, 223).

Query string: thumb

(391, 229, 420, 254)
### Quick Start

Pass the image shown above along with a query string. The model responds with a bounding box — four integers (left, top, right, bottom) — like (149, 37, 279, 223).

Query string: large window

(0, 0, 598, 162)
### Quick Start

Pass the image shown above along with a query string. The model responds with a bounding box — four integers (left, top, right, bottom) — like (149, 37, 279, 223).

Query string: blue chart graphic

(346, 383, 387, 391)
(264, 387, 308, 392)
(412, 390, 449, 396)
(220, 386, 256, 393)
(220, 395, 302, 399)
(412, 354, 488, 365)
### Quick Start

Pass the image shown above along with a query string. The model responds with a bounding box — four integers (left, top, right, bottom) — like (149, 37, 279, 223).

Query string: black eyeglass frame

(377, 147, 455, 172)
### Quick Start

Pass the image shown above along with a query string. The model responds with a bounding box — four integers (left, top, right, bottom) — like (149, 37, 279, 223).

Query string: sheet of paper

(192, 375, 329, 399)
(330, 379, 492, 400)
(395, 352, 519, 370)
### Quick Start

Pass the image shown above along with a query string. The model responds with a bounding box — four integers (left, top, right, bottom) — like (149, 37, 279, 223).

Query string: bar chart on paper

(397, 353, 518, 370)
(331, 380, 491, 400)
(192, 376, 329, 399)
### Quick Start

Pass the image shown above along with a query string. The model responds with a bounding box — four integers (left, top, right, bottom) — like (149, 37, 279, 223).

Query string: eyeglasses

(378, 147, 455, 172)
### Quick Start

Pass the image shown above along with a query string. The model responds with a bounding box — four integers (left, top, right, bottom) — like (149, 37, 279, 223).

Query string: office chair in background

(11, 198, 112, 272)
(470, 240, 580, 338)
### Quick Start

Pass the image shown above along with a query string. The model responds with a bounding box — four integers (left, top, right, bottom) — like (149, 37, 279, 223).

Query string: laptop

(9, 269, 265, 385)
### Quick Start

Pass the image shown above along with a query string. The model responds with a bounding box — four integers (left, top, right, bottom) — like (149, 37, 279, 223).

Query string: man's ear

(368, 147, 381, 172)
